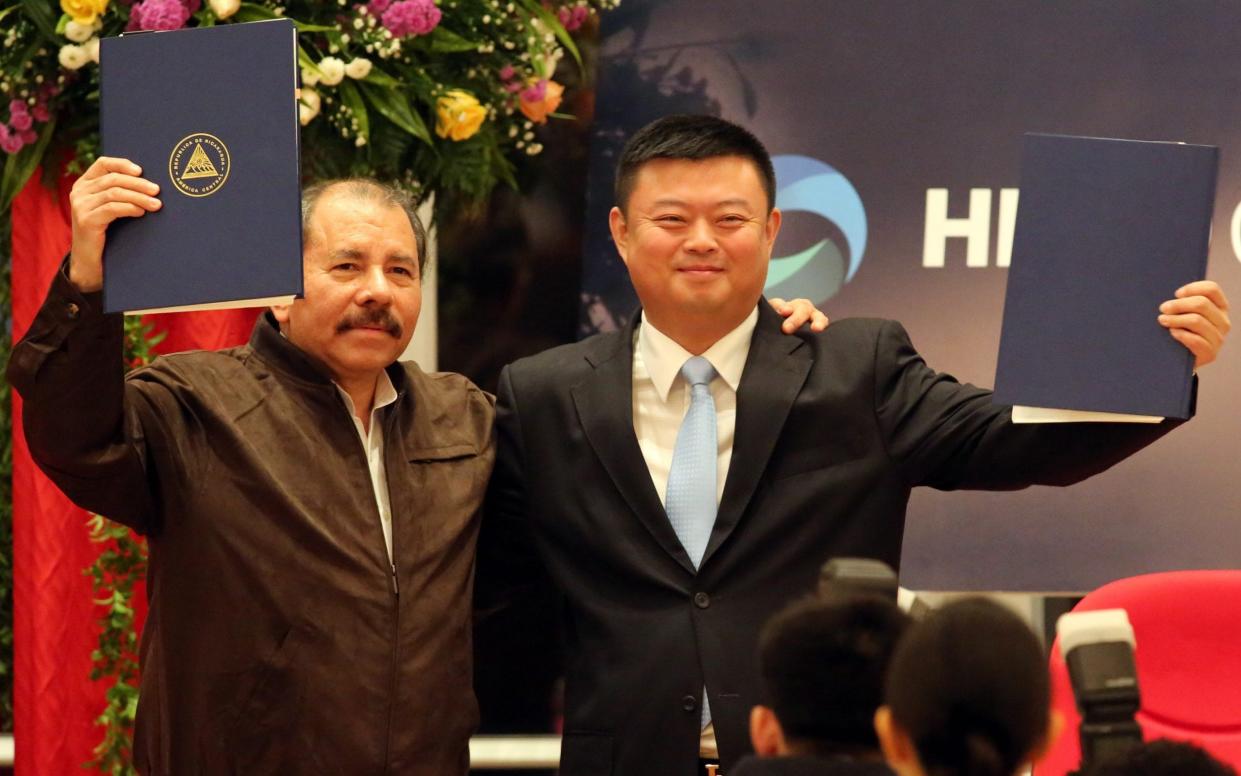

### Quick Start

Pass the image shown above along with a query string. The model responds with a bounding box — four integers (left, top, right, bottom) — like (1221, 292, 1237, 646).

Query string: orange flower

(518, 79, 564, 125)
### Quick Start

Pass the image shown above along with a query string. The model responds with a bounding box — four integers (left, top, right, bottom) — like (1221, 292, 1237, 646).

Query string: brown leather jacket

(9, 266, 496, 775)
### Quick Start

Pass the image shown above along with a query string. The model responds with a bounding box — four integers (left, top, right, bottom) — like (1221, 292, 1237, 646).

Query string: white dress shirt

(631, 306, 759, 758)
(335, 370, 399, 563)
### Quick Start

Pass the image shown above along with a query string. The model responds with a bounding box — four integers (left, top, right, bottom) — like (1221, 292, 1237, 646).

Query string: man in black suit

(477, 114, 1231, 775)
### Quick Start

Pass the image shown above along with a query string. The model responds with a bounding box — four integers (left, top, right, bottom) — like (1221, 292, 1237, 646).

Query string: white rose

(84, 37, 100, 64)
(317, 57, 345, 86)
(208, 0, 241, 19)
(301, 66, 321, 87)
(300, 87, 321, 113)
(64, 20, 93, 43)
(298, 88, 321, 125)
(345, 57, 372, 80)
(58, 44, 88, 71)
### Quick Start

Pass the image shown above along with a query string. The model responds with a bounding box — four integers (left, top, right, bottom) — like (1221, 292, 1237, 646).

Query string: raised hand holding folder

(100, 18, 303, 315)
(992, 133, 1219, 423)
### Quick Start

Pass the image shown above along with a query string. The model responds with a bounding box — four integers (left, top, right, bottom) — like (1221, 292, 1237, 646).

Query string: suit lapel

(571, 317, 697, 574)
(703, 302, 812, 566)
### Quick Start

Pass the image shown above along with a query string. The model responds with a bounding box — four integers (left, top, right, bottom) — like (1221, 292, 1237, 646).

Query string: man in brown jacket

(8, 158, 496, 774)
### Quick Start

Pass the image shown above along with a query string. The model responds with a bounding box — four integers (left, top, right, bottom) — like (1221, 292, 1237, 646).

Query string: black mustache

(336, 309, 402, 338)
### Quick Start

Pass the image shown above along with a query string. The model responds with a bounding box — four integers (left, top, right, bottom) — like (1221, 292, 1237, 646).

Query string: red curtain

(9, 169, 260, 773)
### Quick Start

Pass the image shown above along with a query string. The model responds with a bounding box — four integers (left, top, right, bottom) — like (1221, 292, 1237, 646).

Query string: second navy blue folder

(992, 133, 1218, 421)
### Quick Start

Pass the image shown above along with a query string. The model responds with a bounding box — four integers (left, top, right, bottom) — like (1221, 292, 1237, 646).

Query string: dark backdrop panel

(580, 0, 1241, 591)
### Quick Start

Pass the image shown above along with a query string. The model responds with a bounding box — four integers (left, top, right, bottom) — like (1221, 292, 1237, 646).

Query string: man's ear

(875, 706, 919, 774)
(749, 705, 785, 757)
(271, 302, 291, 326)
(608, 206, 630, 265)
(764, 206, 783, 246)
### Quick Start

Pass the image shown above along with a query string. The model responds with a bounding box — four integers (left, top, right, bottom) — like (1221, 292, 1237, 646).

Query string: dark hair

(759, 593, 911, 755)
(885, 598, 1049, 776)
(614, 114, 777, 214)
(301, 178, 428, 275)
(1088, 739, 1237, 776)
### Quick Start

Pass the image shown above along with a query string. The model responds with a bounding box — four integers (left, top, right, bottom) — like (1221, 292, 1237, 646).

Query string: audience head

(875, 597, 1060, 776)
(1087, 739, 1237, 776)
(751, 593, 912, 759)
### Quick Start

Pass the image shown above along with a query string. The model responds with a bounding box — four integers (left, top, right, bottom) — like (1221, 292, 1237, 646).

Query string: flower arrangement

(0, 0, 619, 216)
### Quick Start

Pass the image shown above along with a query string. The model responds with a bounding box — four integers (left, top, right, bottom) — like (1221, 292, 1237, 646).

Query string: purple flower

(9, 111, 32, 132)
(571, 6, 589, 29)
(19, 128, 36, 144)
(130, 0, 191, 31)
(9, 100, 27, 117)
(381, 0, 441, 37)
(32, 103, 50, 122)
(499, 64, 515, 81)
(367, 0, 393, 17)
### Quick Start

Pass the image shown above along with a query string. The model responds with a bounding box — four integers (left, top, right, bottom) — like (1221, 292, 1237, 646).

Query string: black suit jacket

(478, 302, 1181, 775)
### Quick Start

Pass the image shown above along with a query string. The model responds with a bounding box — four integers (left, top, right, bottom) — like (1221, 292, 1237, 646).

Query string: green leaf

(337, 79, 370, 145)
(1, 118, 57, 214)
(21, 0, 60, 39)
(361, 67, 400, 89)
(428, 26, 481, 54)
(232, 3, 279, 23)
(55, 12, 70, 35)
(358, 82, 432, 146)
(0, 5, 22, 25)
(291, 20, 336, 33)
(518, 0, 581, 69)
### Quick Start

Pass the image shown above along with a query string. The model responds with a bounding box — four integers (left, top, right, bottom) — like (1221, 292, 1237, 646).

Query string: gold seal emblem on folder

(168, 133, 230, 197)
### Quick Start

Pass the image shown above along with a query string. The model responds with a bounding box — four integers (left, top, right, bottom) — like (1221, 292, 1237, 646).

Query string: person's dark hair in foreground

(762, 594, 911, 754)
(1087, 739, 1237, 776)
(731, 594, 909, 775)
(875, 598, 1057, 776)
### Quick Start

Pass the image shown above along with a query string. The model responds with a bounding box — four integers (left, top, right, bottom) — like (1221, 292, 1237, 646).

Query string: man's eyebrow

(388, 252, 418, 267)
(328, 248, 364, 261)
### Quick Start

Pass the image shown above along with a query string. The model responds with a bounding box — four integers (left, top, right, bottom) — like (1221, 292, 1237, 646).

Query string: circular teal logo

(766, 155, 867, 302)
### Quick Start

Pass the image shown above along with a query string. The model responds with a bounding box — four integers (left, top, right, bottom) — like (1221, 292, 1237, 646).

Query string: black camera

(1056, 608, 1144, 772)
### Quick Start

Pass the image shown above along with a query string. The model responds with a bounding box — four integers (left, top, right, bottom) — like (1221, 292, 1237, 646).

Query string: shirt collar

(334, 369, 399, 419)
(638, 306, 758, 401)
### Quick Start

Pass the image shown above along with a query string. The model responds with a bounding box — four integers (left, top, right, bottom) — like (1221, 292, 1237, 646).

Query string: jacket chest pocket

(400, 444, 490, 555)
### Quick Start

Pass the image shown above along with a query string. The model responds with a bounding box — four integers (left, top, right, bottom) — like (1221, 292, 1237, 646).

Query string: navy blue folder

(992, 133, 1218, 421)
(100, 19, 302, 314)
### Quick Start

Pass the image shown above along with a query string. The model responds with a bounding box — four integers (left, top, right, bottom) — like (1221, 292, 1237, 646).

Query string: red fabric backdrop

(9, 169, 259, 773)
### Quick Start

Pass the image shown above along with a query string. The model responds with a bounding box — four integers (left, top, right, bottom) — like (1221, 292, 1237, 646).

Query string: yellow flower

(435, 90, 486, 142)
(60, 0, 109, 26)
(518, 79, 564, 125)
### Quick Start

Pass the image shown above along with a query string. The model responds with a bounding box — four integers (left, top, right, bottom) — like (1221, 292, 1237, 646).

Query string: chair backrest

(1035, 570, 1241, 775)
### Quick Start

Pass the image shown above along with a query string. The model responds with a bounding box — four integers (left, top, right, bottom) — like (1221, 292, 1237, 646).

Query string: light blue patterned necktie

(665, 355, 719, 730)
(665, 355, 719, 569)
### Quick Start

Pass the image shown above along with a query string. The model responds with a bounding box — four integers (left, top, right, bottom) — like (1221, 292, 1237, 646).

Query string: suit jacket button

(693, 592, 710, 609)
(682, 694, 697, 712)
(66, 302, 80, 319)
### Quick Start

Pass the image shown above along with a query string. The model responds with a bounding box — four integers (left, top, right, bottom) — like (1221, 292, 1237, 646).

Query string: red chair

(1035, 571, 1241, 775)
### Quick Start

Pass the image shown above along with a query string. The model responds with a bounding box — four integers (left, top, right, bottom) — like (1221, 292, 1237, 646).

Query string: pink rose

(0, 129, 23, 154)
(32, 104, 50, 122)
(381, 0, 440, 37)
(19, 128, 37, 144)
